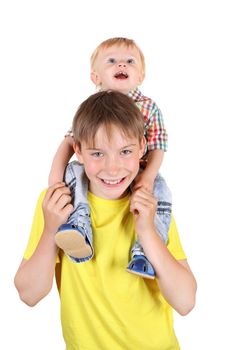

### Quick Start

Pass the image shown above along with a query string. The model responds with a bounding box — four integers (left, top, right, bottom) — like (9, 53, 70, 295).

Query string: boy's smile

(100, 178, 126, 185)
(74, 125, 145, 200)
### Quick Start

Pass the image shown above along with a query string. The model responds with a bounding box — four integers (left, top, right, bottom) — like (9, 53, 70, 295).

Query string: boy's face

(74, 125, 145, 200)
(91, 45, 144, 94)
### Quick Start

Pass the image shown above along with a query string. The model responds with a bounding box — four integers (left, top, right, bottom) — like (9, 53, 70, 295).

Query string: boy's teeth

(103, 179, 121, 185)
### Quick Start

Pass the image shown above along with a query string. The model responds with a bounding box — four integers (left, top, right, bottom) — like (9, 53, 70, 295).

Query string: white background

(1, 0, 233, 349)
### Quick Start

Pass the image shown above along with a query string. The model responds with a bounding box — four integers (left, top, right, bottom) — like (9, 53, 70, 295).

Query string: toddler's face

(91, 45, 144, 94)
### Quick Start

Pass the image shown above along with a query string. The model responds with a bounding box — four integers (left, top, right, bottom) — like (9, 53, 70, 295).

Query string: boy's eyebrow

(85, 143, 137, 151)
(120, 143, 137, 149)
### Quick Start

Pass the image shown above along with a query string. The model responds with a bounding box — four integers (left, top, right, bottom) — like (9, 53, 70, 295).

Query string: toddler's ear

(138, 71, 145, 85)
(91, 71, 100, 85)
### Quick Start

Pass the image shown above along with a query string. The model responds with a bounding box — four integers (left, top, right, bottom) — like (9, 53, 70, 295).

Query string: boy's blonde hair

(90, 37, 145, 75)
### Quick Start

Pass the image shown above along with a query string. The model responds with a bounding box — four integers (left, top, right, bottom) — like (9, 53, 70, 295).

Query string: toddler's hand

(133, 172, 154, 193)
(42, 183, 73, 234)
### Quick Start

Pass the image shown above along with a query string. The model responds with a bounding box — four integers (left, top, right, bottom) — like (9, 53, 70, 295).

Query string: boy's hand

(130, 187, 157, 236)
(133, 171, 154, 193)
(42, 183, 73, 234)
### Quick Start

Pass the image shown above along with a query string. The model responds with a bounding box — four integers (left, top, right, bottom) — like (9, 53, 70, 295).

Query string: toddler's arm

(48, 135, 74, 186)
(135, 100, 167, 192)
(134, 149, 164, 192)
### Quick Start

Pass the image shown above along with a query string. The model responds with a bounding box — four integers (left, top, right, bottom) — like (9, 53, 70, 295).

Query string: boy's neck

(87, 187, 130, 201)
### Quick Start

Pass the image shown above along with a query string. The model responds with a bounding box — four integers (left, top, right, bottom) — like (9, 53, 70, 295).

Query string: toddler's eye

(127, 58, 135, 64)
(108, 58, 116, 64)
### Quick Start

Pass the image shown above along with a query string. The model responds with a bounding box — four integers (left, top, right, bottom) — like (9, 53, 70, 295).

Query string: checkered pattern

(65, 129, 73, 138)
(128, 88, 168, 152)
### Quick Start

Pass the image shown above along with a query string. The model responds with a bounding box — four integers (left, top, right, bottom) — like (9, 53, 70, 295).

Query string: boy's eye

(91, 152, 103, 158)
(121, 149, 132, 155)
(108, 58, 116, 64)
(127, 58, 135, 64)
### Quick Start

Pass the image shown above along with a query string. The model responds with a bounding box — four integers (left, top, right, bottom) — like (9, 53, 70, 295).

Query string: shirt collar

(127, 87, 144, 102)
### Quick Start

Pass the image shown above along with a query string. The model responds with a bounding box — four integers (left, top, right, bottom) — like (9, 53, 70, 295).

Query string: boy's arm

(14, 183, 73, 306)
(134, 149, 164, 192)
(130, 188, 197, 316)
(48, 135, 74, 186)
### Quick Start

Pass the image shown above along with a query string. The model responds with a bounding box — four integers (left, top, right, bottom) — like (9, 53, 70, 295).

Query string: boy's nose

(105, 158, 120, 175)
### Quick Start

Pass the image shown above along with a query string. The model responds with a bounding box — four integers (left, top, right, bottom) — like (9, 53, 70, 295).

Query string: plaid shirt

(128, 87, 168, 152)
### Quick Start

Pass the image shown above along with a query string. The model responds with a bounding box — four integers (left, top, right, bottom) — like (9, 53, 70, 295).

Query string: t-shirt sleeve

(23, 190, 60, 263)
(23, 190, 47, 260)
(167, 216, 187, 260)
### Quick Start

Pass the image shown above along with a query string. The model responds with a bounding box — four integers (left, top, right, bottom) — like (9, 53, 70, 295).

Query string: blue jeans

(131, 173, 172, 258)
(63, 161, 92, 263)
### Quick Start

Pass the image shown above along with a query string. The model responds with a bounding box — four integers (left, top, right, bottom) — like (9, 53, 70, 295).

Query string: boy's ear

(139, 137, 146, 158)
(91, 71, 100, 85)
(73, 143, 84, 164)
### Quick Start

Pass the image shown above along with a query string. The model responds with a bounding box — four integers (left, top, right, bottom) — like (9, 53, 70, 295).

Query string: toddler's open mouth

(114, 71, 128, 79)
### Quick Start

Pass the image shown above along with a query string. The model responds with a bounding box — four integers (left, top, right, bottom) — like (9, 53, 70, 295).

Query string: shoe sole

(126, 268, 155, 280)
(55, 229, 92, 258)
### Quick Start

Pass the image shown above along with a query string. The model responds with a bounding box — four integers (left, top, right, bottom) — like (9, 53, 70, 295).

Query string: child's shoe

(55, 203, 93, 261)
(126, 240, 155, 279)
(126, 254, 155, 279)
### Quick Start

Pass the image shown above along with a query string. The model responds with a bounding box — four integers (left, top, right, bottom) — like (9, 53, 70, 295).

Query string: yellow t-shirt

(24, 190, 186, 350)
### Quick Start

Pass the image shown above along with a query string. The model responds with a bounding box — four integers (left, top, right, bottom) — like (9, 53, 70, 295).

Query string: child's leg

(55, 160, 94, 263)
(153, 173, 172, 244)
(126, 173, 172, 279)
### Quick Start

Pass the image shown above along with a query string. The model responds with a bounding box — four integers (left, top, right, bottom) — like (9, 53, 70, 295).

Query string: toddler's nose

(118, 62, 126, 68)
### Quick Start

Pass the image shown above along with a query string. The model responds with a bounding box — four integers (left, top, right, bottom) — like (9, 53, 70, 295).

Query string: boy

(14, 91, 196, 349)
(50, 38, 171, 279)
